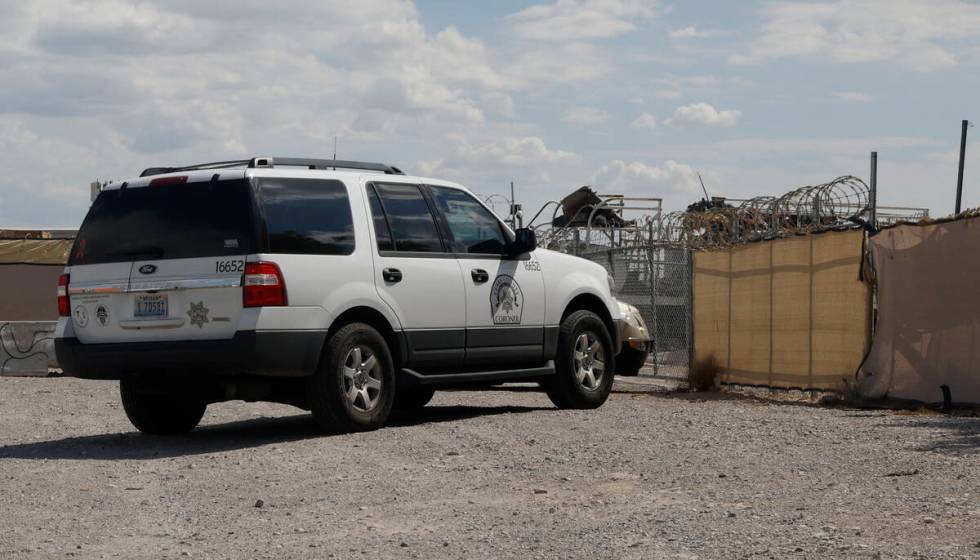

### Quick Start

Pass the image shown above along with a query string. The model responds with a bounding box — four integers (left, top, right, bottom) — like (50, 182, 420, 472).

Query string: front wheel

(119, 377, 207, 435)
(308, 323, 395, 433)
(543, 310, 615, 409)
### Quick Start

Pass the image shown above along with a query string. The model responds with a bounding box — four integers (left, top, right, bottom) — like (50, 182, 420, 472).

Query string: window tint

(372, 183, 444, 253)
(259, 178, 354, 255)
(70, 179, 256, 265)
(366, 185, 394, 252)
(429, 186, 509, 254)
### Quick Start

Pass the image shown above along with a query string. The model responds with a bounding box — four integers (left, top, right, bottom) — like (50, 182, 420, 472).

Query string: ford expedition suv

(55, 157, 642, 434)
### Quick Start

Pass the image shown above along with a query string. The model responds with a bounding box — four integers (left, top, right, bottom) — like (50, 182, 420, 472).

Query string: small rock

(254, 499, 264, 508)
(400, 542, 408, 548)
(533, 489, 548, 495)
(718, 473, 727, 478)
(727, 512, 736, 518)
(923, 518, 935, 524)
(446, 451, 460, 456)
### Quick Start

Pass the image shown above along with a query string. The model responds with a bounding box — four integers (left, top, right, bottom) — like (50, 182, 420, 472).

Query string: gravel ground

(0, 376, 978, 560)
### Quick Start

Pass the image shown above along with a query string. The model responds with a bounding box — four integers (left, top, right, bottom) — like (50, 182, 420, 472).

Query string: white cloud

(732, 0, 980, 71)
(562, 106, 612, 125)
(505, 42, 612, 84)
(833, 91, 874, 103)
(591, 160, 705, 197)
(451, 135, 578, 167)
(668, 25, 726, 39)
(630, 113, 657, 129)
(508, 0, 659, 41)
(664, 103, 741, 128)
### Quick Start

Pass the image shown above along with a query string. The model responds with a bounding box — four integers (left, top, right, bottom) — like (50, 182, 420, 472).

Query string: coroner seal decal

(490, 274, 523, 325)
(188, 301, 210, 328)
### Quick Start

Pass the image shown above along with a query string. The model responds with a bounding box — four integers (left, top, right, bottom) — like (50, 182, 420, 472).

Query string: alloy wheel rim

(573, 331, 605, 391)
(342, 345, 382, 412)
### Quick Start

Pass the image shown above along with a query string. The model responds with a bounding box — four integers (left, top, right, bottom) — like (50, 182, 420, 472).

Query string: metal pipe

(956, 120, 968, 214)
(870, 151, 878, 228)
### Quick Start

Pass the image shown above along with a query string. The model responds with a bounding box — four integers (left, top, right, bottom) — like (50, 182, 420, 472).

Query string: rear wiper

(110, 245, 166, 259)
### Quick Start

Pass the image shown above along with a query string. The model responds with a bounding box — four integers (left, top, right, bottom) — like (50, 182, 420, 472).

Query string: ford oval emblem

(138, 264, 157, 275)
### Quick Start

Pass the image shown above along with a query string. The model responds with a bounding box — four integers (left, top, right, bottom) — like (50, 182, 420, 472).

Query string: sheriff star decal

(188, 301, 210, 328)
(490, 275, 524, 325)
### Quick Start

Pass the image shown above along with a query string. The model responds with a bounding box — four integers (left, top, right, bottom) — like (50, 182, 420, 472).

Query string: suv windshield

(70, 179, 257, 265)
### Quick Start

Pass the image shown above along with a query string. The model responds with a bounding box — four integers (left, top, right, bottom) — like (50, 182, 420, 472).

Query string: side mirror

(510, 227, 537, 255)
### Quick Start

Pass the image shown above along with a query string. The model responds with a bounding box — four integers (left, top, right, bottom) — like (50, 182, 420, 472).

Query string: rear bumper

(55, 330, 326, 379)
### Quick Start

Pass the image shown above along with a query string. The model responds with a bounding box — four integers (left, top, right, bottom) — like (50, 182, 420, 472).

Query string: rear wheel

(308, 322, 395, 433)
(393, 386, 436, 410)
(543, 310, 615, 409)
(119, 377, 207, 435)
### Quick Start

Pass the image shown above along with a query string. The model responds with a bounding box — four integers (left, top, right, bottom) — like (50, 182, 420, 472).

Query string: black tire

(308, 322, 395, 433)
(393, 386, 436, 410)
(615, 346, 649, 377)
(119, 377, 207, 435)
(543, 310, 615, 409)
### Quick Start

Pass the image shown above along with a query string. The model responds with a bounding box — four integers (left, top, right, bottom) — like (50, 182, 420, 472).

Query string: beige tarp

(694, 229, 870, 390)
(859, 217, 980, 404)
(0, 239, 71, 265)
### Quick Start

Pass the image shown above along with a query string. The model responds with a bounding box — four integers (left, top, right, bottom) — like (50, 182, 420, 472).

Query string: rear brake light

(149, 175, 188, 187)
(243, 262, 287, 307)
(57, 274, 70, 317)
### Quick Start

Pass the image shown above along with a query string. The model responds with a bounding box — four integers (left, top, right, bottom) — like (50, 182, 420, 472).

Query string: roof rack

(139, 157, 404, 177)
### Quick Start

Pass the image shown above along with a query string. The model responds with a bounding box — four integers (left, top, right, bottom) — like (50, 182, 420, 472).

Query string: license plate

(134, 294, 168, 318)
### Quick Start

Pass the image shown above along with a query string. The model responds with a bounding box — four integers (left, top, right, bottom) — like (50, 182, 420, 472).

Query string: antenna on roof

(697, 172, 710, 201)
(332, 136, 338, 170)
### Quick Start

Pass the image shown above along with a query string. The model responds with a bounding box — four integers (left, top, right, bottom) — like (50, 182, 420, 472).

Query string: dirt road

(0, 377, 977, 559)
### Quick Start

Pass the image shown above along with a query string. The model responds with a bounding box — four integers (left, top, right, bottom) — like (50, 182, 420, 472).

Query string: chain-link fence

(568, 239, 692, 381)
(519, 192, 691, 379)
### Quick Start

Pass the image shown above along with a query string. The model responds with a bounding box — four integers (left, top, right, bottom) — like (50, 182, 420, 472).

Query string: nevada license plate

(134, 294, 168, 318)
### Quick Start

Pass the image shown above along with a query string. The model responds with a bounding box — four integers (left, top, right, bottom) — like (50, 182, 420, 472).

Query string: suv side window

(366, 185, 394, 252)
(371, 183, 445, 253)
(428, 186, 509, 255)
(259, 178, 355, 255)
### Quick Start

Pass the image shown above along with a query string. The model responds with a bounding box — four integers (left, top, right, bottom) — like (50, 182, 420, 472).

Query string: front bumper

(616, 301, 651, 352)
(55, 330, 327, 380)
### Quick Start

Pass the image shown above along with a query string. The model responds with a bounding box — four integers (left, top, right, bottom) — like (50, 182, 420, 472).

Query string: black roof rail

(139, 160, 251, 177)
(139, 157, 404, 177)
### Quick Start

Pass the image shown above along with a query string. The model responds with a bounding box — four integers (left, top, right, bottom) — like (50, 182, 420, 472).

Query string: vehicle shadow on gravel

(0, 404, 548, 461)
(888, 417, 980, 456)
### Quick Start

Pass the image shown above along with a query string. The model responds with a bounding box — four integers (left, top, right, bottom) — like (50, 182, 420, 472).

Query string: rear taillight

(57, 274, 70, 317)
(243, 262, 287, 307)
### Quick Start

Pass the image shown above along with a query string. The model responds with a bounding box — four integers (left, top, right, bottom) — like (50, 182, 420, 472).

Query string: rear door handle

(382, 268, 402, 283)
(471, 268, 489, 283)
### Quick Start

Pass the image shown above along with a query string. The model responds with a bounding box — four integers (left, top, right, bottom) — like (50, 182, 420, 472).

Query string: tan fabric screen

(859, 217, 980, 404)
(694, 229, 869, 390)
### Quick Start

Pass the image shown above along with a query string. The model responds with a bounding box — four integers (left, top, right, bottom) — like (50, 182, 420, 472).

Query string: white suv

(55, 157, 636, 434)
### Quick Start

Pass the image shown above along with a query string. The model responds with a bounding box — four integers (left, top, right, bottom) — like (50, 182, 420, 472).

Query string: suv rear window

(70, 179, 257, 265)
(258, 178, 355, 255)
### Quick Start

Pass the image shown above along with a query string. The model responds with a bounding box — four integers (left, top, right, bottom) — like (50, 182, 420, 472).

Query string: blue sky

(1, 0, 978, 227)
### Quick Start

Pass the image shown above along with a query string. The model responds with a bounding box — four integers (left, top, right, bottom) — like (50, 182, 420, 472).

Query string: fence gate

(578, 243, 692, 381)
